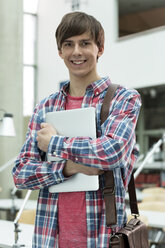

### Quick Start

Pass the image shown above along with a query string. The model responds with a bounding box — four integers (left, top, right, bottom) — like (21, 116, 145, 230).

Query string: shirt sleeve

(47, 89, 141, 170)
(12, 104, 66, 190)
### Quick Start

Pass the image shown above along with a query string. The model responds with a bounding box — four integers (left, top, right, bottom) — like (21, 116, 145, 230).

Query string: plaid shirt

(12, 77, 141, 248)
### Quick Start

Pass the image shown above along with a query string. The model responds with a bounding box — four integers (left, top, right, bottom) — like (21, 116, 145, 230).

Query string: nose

(72, 44, 82, 56)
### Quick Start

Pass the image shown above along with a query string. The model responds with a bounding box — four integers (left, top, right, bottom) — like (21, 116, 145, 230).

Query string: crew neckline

(67, 93, 84, 100)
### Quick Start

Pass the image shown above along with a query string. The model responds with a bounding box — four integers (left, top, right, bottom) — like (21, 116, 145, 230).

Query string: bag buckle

(103, 186, 115, 196)
(131, 213, 140, 219)
(109, 234, 120, 245)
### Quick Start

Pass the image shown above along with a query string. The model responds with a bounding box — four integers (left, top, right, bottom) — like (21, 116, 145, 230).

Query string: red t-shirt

(58, 94, 87, 248)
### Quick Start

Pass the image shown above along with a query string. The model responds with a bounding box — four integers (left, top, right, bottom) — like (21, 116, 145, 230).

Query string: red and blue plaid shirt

(13, 77, 141, 248)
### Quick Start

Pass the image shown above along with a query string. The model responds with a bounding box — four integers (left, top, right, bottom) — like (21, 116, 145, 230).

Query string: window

(136, 84, 165, 161)
(65, 0, 88, 11)
(135, 85, 165, 189)
(118, 0, 165, 37)
(23, 0, 39, 116)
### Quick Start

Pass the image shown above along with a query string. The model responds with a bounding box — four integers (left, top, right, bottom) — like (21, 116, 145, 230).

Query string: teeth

(72, 61, 84, 64)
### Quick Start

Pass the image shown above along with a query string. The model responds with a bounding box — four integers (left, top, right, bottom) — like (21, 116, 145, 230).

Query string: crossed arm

(36, 123, 104, 177)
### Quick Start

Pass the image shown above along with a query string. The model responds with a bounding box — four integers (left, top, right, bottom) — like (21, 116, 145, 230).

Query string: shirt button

(96, 91, 99, 95)
(75, 157, 78, 162)
(53, 151, 57, 156)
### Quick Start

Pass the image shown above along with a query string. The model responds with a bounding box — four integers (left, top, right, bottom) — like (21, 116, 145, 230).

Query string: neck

(69, 74, 101, 97)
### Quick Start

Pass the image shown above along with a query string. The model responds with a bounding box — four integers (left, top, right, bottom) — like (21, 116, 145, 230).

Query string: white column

(0, 0, 23, 199)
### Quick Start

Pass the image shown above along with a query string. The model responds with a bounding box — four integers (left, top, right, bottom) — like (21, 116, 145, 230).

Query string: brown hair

(55, 12, 104, 50)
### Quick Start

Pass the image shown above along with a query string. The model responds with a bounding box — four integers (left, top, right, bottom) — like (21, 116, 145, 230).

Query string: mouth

(71, 60, 87, 65)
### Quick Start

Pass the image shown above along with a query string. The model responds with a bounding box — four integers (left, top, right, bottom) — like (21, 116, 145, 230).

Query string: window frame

(23, 9, 38, 116)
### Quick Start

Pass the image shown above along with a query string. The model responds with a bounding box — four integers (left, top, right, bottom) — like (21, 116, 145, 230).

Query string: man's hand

(63, 160, 104, 177)
(36, 123, 57, 152)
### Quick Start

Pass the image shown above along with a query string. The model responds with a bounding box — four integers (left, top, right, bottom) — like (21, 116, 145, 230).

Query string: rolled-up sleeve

(12, 104, 66, 190)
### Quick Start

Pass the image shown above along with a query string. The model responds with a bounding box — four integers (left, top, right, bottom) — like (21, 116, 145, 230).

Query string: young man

(13, 12, 141, 248)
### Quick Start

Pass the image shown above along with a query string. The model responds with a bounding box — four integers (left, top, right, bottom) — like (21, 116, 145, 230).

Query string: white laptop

(45, 107, 99, 193)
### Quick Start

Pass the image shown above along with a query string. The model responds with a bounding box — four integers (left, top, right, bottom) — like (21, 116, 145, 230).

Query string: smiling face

(58, 32, 104, 82)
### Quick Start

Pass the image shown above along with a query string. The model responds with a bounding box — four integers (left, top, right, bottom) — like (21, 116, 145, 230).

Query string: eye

(63, 41, 73, 47)
(81, 41, 90, 46)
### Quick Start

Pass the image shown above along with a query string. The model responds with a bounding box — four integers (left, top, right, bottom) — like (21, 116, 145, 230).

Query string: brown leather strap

(100, 83, 139, 227)
(100, 83, 119, 226)
(100, 83, 119, 124)
(103, 171, 117, 226)
(128, 173, 139, 215)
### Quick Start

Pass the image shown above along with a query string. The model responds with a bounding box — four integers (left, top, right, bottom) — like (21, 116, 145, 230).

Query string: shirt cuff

(47, 135, 82, 164)
(48, 135, 66, 159)
(39, 160, 66, 186)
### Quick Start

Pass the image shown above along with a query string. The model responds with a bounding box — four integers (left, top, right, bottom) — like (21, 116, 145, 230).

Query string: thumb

(40, 122, 47, 129)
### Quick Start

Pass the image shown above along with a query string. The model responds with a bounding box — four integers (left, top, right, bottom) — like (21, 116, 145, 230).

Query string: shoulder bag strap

(100, 83, 119, 226)
(100, 83, 139, 227)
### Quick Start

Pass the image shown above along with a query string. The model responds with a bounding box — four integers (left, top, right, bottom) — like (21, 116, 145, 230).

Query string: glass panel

(23, 14, 37, 65)
(23, 66, 35, 116)
(143, 87, 165, 130)
(23, 0, 39, 14)
(136, 85, 165, 158)
(118, 1, 165, 37)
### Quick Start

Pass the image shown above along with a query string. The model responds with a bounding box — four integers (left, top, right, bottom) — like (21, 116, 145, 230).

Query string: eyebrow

(64, 38, 91, 42)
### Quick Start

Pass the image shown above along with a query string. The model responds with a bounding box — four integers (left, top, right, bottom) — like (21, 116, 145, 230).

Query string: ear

(97, 46, 104, 59)
(58, 49, 64, 59)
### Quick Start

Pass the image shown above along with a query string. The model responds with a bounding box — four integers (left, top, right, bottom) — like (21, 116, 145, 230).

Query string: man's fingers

(40, 122, 47, 129)
(36, 123, 57, 153)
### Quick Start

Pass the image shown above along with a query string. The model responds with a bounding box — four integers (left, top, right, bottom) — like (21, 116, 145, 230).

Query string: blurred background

(0, 0, 165, 246)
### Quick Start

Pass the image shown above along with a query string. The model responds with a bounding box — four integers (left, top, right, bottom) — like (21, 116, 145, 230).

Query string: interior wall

(37, 0, 165, 101)
(0, 0, 23, 199)
(100, 26, 165, 89)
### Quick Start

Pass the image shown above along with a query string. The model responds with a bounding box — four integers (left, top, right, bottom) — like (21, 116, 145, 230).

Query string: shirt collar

(61, 76, 112, 96)
(61, 81, 70, 96)
(87, 76, 112, 96)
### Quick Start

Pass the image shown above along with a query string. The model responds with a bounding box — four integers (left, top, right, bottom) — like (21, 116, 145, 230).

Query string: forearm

(12, 155, 66, 190)
(48, 135, 129, 170)
(47, 113, 137, 170)
(63, 160, 104, 177)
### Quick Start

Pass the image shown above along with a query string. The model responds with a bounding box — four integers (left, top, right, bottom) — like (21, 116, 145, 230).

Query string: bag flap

(117, 219, 149, 248)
